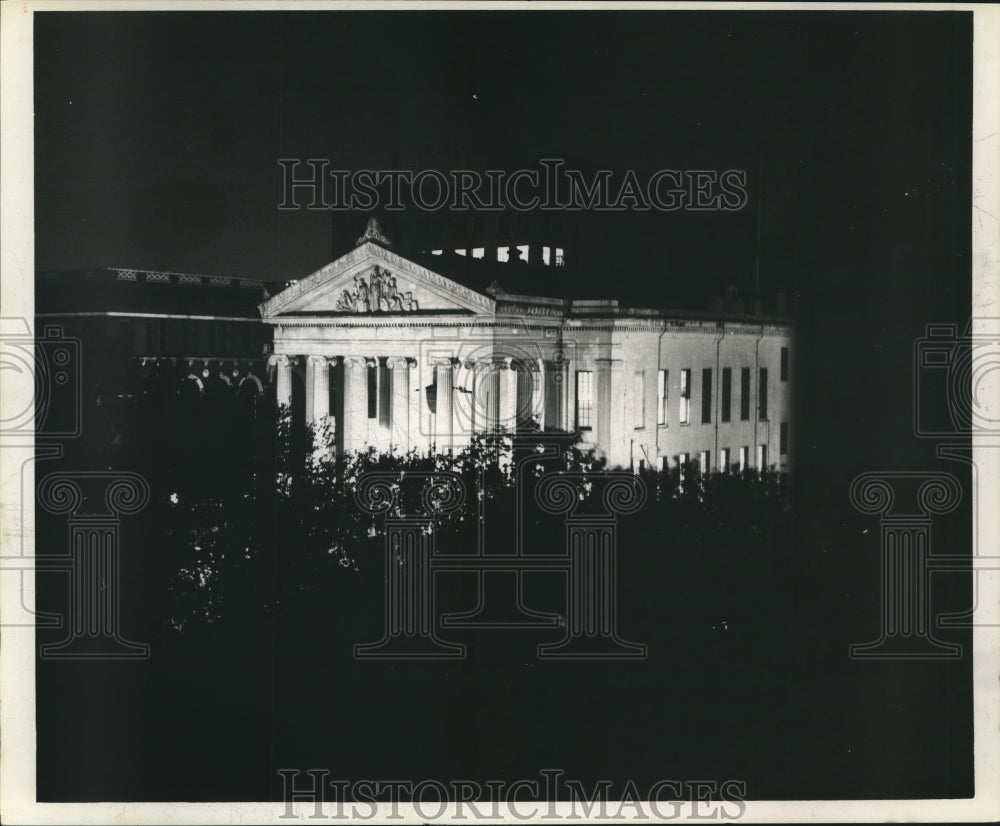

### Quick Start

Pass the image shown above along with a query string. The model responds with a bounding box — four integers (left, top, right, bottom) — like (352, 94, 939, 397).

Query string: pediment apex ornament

(356, 216, 392, 248)
(335, 265, 419, 313)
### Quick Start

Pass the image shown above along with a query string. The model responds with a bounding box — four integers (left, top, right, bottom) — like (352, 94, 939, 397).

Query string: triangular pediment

(259, 242, 495, 318)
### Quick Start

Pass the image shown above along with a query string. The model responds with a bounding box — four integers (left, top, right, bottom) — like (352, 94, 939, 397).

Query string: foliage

(59, 380, 794, 638)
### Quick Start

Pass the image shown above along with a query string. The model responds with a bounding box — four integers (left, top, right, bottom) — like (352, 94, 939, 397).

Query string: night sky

(31, 13, 817, 291)
(34, 11, 970, 312)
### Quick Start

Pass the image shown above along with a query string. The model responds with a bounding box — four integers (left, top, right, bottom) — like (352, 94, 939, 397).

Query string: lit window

(657, 369, 668, 425)
(679, 369, 691, 424)
(497, 247, 509, 263)
(757, 443, 768, 470)
(455, 249, 467, 257)
(542, 246, 551, 265)
(719, 447, 730, 473)
(634, 371, 645, 429)
(516, 244, 529, 262)
(575, 370, 593, 430)
(472, 247, 485, 259)
(554, 248, 565, 267)
(699, 450, 710, 474)
(739, 446, 748, 472)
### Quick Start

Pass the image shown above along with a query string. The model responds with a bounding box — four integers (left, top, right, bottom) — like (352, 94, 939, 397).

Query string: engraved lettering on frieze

(335, 266, 419, 313)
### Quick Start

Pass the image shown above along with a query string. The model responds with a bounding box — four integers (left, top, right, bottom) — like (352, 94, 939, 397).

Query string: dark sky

(32, 13, 812, 288)
(34, 10, 969, 314)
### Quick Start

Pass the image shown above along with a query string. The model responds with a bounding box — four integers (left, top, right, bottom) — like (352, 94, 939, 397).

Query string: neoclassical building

(260, 221, 793, 473)
(35, 220, 792, 472)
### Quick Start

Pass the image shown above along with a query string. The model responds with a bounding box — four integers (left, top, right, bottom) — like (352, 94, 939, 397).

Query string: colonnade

(267, 352, 576, 455)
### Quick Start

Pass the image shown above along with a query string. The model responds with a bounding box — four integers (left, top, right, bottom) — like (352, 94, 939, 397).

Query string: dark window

(780, 347, 789, 381)
(780, 422, 789, 455)
(740, 368, 750, 420)
(367, 362, 378, 419)
(379, 362, 391, 428)
(759, 368, 768, 420)
(701, 368, 712, 424)
(721, 367, 732, 422)
(158, 319, 168, 354)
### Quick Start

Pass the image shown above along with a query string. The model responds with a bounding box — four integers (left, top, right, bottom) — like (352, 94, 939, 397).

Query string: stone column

(304, 357, 315, 422)
(476, 360, 497, 432)
(364, 357, 378, 449)
(341, 356, 368, 454)
(596, 358, 626, 467)
(534, 360, 546, 431)
(268, 354, 293, 414)
(408, 358, 426, 455)
(453, 358, 478, 442)
(497, 357, 517, 433)
(563, 359, 575, 432)
(305, 356, 331, 423)
(387, 357, 411, 453)
(434, 358, 455, 454)
(308, 356, 336, 459)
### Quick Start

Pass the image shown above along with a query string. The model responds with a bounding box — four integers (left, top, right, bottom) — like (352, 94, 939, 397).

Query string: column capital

(344, 355, 368, 370)
(432, 357, 459, 369)
(387, 356, 416, 369)
(307, 354, 335, 366)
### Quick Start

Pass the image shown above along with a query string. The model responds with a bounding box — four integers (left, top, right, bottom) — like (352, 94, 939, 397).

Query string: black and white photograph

(1, 2, 998, 823)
